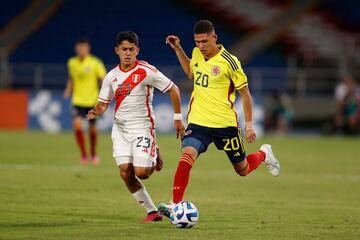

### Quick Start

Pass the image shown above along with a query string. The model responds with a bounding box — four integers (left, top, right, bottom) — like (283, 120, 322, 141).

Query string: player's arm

(168, 83, 185, 139)
(86, 101, 109, 120)
(87, 72, 113, 120)
(97, 59, 107, 82)
(63, 78, 73, 99)
(238, 86, 256, 143)
(165, 35, 193, 80)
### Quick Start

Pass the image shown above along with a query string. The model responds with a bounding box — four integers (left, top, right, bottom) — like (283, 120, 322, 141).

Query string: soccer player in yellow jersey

(63, 38, 107, 164)
(158, 20, 280, 217)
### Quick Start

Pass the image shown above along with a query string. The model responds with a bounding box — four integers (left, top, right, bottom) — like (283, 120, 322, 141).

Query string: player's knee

(135, 169, 151, 179)
(234, 163, 249, 177)
(136, 173, 150, 179)
(235, 168, 248, 177)
(119, 170, 132, 181)
(182, 147, 198, 160)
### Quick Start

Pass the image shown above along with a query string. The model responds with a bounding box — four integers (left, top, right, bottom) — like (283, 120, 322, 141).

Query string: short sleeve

(231, 59, 248, 90)
(67, 59, 74, 79)
(189, 48, 197, 75)
(149, 70, 174, 93)
(98, 74, 113, 103)
(96, 59, 107, 79)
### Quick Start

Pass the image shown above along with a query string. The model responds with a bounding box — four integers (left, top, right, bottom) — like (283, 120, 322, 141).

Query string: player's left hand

(245, 128, 256, 143)
(174, 120, 185, 139)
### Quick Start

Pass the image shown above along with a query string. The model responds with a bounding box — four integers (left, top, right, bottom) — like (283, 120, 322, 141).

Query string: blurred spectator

(63, 38, 107, 164)
(334, 74, 360, 135)
(265, 90, 294, 134)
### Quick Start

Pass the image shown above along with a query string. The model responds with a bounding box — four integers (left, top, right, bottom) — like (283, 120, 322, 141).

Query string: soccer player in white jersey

(86, 31, 185, 222)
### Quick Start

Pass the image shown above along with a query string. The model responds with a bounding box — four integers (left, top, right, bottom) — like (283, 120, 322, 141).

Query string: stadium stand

(0, 0, 29, 29)
(7, 0, 235, 65)
(1, 0, 359, 128)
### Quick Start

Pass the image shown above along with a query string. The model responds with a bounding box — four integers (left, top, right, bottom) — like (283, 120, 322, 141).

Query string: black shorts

(71, 105, 96, 124)
(182, 123, 246, 163)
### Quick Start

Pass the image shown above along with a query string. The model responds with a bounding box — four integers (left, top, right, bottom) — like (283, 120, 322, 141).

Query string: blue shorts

(182, 123, 246, 163)
(71, 105, 96, 124)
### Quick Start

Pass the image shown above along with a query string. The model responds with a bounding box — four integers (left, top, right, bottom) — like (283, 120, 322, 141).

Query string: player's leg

(216, 127, 280, 176)
(88, 117, 99, 164)
(132, 128, 158, 179)
(213, 127, 266, 176)
(232, 151, 265, 176)
(118, 161, 142, 192)
(127, 129, 161, 222)
(172, 146, 197, 203)
(71, 106, 87, 163)
(234, 144, 280, 177)
(173, 124, 211, 203)
(112, 128, 160, 222)
(158, 124, 211, 218)
(158, 145, 199, 219)
(132, 160, 161, 222)
(117, 160, 160, 222)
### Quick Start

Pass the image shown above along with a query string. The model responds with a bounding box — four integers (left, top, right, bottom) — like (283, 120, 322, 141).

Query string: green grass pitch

(0, 131, 359, 240)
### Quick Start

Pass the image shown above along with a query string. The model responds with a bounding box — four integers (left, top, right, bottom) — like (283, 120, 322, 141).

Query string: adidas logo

(194, 63, 198, 67)
(233, 152, 240, 156)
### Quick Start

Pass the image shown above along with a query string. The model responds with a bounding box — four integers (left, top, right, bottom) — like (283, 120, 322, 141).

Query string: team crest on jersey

(132, 74, 141, 83)
(112, 78, 117, 83)
(211, 65, 221, 76)
(84, 65, 92, 73)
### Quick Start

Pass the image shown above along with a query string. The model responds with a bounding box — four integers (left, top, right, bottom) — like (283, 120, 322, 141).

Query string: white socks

(132, 187, 157, 213)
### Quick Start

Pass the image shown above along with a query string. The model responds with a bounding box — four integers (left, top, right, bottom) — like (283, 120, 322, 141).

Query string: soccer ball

(170, 201, 199, 228)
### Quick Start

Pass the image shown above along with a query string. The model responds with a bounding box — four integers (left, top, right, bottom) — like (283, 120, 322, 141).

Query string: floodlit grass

(0, 131, 359, 239)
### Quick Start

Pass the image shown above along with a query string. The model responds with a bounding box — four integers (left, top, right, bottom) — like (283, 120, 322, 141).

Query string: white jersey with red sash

(98, 60, 173, 131)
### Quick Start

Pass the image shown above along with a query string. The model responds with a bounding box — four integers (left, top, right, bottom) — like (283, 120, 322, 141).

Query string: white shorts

(111, 125, 157, 168)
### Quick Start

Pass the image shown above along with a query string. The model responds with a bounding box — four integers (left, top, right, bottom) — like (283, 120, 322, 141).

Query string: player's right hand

(86, 109, 97, 120)
(174, 120, 185, 139)
(165, 35, 180, 49)
(245, 128, 256, 143)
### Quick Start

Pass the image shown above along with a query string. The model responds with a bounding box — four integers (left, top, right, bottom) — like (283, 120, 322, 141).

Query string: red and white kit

(98, 60, 174, 166)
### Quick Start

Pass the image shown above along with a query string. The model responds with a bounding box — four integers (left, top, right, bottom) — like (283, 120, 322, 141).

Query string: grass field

(0, 131, 359, 240)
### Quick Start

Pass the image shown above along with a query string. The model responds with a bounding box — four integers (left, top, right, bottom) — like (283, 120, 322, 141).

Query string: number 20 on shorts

(222, 136, 244, 151)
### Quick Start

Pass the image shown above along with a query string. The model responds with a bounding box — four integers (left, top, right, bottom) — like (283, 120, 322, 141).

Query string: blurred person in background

(86, 31, 184, 222)
(334, 74, 360, 135)
(63, 38, 107, 164)
(265, 90, 294, 135)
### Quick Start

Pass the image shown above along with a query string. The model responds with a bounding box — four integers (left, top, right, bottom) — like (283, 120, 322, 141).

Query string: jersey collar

(118, 60, 138, 72)
(76, 54, 91, 62)
(202, 44, 224, 62)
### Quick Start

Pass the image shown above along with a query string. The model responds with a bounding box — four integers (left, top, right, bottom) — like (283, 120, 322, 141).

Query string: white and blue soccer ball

(170, 201, 199, 228)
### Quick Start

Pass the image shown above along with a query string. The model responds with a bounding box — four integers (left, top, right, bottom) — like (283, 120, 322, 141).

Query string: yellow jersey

(68, 54, 106, 107)
(188, 45, 248, 128)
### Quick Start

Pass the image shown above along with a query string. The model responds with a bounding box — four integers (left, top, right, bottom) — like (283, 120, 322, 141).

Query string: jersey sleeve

(96, 58, 107, 80)
(230, 58, 248, 90)
(98, 74, 113, 103)
(149, 70, 174, 93)
(67, 58, 74, 79)
(189, 48, 197, 76)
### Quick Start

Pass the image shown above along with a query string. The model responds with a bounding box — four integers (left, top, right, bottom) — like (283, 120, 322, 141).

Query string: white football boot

(260, 144, 280, 176)
(158, 202, 174, 219)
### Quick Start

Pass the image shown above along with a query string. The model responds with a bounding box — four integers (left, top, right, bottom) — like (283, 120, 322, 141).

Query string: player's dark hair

(76, 37, 90, 44)
(193, 20, 215, 34)
(116, 31, 139, 46)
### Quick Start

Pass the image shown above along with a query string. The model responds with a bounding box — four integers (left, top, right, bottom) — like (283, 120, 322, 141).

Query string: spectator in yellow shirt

(63, 38, 106, 164)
